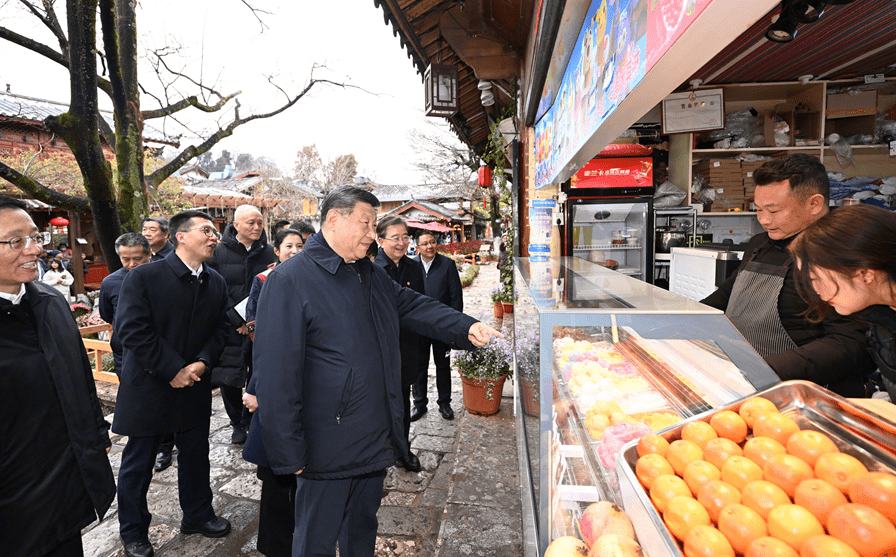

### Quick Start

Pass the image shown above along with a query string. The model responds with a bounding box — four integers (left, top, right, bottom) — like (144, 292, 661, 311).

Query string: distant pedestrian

(272, 219, 291, 236)
(290, 221, 316, 243)
(41, 257, 74, 299)
(113, 210, 232, 557)
(253, 186, 501, 556)
(0, 195, 116, 557)
(413, 230, 463, 421)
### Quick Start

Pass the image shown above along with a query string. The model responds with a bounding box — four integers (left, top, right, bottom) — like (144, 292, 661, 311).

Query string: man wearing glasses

(0, 195, 115, 557)
(113, 210, 232, 557)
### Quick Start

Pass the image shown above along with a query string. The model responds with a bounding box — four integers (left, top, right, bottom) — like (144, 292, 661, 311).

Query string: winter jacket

(375, 249, 426, 375)
(205, 224, 276, 389)
(252, 233, 477, 479)
(414, 253, 463, 312)
(702, 232, 875, 397)
(854, 305, 896, 395)
(41, 268, 74, 299)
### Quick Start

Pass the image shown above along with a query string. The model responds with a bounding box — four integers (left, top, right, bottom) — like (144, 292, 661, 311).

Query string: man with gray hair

(99, 232, 152, 375)
(252, 186, 501, 555)
(142, 216, 172, 261)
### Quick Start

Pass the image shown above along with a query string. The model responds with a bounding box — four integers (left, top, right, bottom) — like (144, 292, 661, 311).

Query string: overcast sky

(0, 0, 464, 184)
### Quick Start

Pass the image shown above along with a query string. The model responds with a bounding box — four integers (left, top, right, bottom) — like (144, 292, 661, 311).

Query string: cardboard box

(826, 90, 878, 119)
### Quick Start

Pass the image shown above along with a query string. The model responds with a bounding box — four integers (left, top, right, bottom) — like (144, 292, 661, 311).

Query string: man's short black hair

(168, 210, 214, 248)
(319, 186, 380, 221)
(754, 153, 830, 203)
(115, 232, 151, 255)
(272, 219, 290, 232)
(142, 216, 170, 233)
(416, 230, 437, 243)
(0, 195, 27, 212)
(290, 221, 316, 236)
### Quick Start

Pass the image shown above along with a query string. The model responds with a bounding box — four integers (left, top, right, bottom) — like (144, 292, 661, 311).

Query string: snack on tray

(597, 422, 652, 468)
(612, 375, 650, 392)
(635, 411, 681, 432)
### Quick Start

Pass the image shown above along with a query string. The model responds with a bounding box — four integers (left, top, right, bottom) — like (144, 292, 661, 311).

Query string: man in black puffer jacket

(207, 205, 276, 444)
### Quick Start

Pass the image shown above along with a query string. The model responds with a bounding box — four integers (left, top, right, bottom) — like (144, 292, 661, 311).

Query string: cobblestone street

(83, 259, 522, 556)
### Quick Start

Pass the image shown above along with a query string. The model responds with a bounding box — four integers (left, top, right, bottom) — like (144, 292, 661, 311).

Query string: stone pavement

(83, 259, 522, 556)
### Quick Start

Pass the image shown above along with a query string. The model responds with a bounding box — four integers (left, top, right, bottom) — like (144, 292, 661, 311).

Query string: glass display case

(512, 257, 780, 554)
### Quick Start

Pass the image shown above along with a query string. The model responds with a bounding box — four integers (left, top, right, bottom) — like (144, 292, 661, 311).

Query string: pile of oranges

(633, 396, 896, 557)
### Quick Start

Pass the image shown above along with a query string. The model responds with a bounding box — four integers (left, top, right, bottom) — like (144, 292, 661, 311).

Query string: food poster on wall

(529, 199, 556, 247)
(534, 0, 715, 189)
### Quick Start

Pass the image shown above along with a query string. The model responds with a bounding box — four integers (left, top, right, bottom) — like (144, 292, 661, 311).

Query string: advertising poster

(646, 0, 713, 70)
(528, 199, 556, 247)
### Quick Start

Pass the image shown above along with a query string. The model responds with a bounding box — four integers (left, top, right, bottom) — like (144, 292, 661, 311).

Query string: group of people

(1, 186, 500, 557)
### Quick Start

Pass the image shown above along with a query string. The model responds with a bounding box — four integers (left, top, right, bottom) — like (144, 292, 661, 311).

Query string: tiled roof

(388, 199, 472, 224)
(185, 175, 263, 195)
(0, 91, 176, 146)
(373, 183, 468, 202)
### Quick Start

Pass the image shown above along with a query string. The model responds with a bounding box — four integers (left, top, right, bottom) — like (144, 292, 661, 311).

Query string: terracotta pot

(502, 302, 514, 314)
(460, 375, 507, 416)
(493, 301, 504, 319)
(520, 377, 540, 416)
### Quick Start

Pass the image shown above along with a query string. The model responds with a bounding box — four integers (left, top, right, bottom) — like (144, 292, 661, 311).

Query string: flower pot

(460, 375, 506, 416)
(493, 301, 504, 319)
(502, 302, 514, 314)
(520, 376, 540, 416)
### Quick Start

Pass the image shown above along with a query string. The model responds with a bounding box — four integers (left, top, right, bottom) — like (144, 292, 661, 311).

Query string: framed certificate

(661, 89, 725, 134)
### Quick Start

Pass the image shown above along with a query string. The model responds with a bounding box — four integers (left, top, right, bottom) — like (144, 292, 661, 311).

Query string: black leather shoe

(409, 406, 427, 422)
(396, 452, 421, 472)
(180, 516, 232, 538)
(231, 425, 247, 444)
(153, 450, 172, 472)
(123, 540, 154, 557)
(439, 403, 455, 420)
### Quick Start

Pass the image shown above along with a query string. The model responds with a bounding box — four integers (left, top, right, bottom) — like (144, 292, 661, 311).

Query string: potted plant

(515, 329, 541, 416)
(490, 285, 506, 318)
(452, 330, 512, 416)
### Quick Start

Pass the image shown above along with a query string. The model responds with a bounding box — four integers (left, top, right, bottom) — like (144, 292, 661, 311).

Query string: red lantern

(478, 166, 492, 188)
(50, 217, 70, 226)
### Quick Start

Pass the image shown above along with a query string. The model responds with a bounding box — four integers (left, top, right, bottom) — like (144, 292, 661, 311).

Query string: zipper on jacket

(335, 368, 355, 425)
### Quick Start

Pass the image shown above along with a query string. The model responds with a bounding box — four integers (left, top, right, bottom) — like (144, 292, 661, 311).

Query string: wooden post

(68, 211, 86, 296)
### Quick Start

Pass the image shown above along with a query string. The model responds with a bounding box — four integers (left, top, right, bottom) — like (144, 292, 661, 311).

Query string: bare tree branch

(150, 46, 227, 101)
(18, 0, 68, 53)
(0, 160, 91, 213)
(238, 0, 271, 32)
(142, 91, 241, 120)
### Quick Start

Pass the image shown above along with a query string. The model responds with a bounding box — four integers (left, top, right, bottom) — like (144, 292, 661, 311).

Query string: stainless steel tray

(616, 381, 896, 557)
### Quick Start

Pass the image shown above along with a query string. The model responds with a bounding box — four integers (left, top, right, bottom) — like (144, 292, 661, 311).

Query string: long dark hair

(790, 204, 896, 322)
(273, 228, 303, 250)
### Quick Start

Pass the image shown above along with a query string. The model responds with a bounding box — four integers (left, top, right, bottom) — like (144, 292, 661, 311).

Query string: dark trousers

(117, 422, 215, 544)
(412, 338, 452, 408)
(157, 432, 175, 456)
(220, 384, 251, 428)
(44, 534, 83, 557)
(293, 470, 386, 557)
(256, 466, 297, 557)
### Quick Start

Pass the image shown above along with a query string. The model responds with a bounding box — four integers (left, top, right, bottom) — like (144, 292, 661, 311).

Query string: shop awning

(404, 218, 454, 232)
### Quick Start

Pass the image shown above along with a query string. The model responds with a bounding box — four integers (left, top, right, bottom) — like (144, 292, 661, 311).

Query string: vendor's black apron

(726, 260, 798, 358)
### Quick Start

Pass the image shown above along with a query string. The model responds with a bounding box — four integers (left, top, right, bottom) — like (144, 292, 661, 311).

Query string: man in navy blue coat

(113, 210, 232, 557)
(412, 230, 464, 421)
(252, 187, 501, 556)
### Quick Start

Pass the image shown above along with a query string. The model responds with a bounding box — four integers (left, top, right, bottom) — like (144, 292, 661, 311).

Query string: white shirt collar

(421, 256, 434, 274)
(0, 283, 27, 305)
(175, 253, 204, 277)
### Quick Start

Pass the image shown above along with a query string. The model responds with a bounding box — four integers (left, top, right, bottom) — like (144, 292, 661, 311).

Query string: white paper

(233, 296, 249, 321)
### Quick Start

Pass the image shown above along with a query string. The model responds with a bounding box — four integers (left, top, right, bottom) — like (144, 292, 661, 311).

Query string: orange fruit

(717, 503, 767, 555)
(848, 472, 896, 524)
(741, 480, 791, 521)
(793, 478, 847, 525)
(814, 452, 868, 494)
(684, 524, 735, 557)
(785, 430, 839, 467)
(767, 504, 825, 552)
(636, 453, 675, 489)
(684, 460, 722, 496)
(710, 410, 749, 444)
(664, 495, 711, 541)
(763, 453, 815, 498)
(698, 480, 742, 523)
(744, 436, 788, 470)
(703, 437, 744, 470)
(799, 535, 859, 557)
(827, 504, 896, 557)
(668, 439, 704, 476)
(721, 455, 764, 492)
(682, 421, 719, 450)
(753, 413, 801, 447)
(638, 433, 671, 458)
(744, 536, 799, 557)
(739, 397, 779, 428)
(650, 474, 692, 514)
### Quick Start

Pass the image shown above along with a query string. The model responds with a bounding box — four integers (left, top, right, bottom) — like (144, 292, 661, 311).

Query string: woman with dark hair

(242, 227, 303, 557)
(41, 257, 74, 300)
(790, 204, 896, 400)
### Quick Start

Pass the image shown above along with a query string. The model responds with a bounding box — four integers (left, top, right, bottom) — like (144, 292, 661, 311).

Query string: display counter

(513, 257, 781, 553)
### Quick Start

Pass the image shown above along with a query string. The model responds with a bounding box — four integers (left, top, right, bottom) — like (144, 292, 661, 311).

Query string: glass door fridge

(566, 196, 654, 282)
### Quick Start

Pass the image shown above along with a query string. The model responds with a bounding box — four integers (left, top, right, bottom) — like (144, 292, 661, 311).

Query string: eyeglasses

(0, 234, 45, 251)
(418, 241, 436, 248)
(383, 235, 410, 244)
(187, 226, 221, 240)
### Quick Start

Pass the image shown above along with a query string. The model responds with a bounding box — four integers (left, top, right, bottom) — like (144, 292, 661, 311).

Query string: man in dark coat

(0, 195, 116, 557)
(701, 154, 875, 396)
(412, 230, 464, 421)
(253, 186, 501, 556)
(374, 215, 426, 471)
(207, 204, 277, 444)
(98, 232, 152, 374)
(142, 216, 173, 261)
(113, 210, 232, 557)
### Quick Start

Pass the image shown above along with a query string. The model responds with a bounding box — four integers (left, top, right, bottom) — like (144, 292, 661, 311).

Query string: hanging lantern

(424, 63, 458, 117)
(50, 217, 70, 226)
(478, 166, 493, 188)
